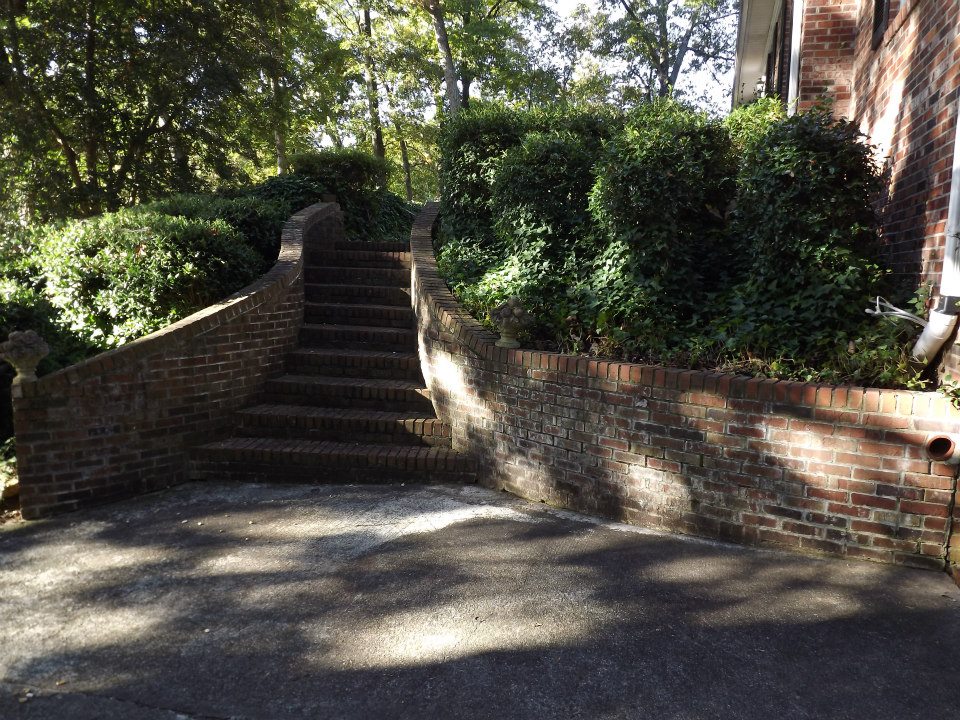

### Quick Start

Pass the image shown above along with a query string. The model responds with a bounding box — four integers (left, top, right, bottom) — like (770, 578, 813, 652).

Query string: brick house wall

(412, 204, 960, 576)
(10, 202, 343, 518)
(796, 1, 960, 370)
(796, 0, 859, 118)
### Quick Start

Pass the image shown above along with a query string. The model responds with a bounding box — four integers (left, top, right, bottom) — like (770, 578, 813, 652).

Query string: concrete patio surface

(1, 481, 958, 720)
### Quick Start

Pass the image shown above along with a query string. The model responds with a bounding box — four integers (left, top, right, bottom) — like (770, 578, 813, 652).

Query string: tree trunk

(423, 1, 461, 116)
(272, 0, 289, 174)
(82, 0, 99, 191)
(274, 120, 288, 175)
(363, 7, 386, 159)
(461, 73, 472, 108)
(399, 136, 413, 202)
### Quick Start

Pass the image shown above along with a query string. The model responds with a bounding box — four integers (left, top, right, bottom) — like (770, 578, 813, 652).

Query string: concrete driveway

(1, 482, 958, 720)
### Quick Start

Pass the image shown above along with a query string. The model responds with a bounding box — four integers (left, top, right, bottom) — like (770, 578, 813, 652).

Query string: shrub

(289, 149, 414, 243)
(724, 96, 787, 154)
(38, 210, 262, 347)
(362, 190, 417, 243)
(289, 148, 389, 197)
(718, 109, 887, 360)
(438, 104, 621, 252)
(589, 99, 737, 316)
(491, 131, 600, 260)
(438, 104, 532, 248)
(240, 173, 325, 218)
(435, 101, 917, 387)
(145, 193, 288, 267)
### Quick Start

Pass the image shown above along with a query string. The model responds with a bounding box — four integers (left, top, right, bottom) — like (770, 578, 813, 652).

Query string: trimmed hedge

(436, 100, 921, 388)
(39, 210, 262, 347)
(289, 148, 414, 243)
(590, 100, 738, 318)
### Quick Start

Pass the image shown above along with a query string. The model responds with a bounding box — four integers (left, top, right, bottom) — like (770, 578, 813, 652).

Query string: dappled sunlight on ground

(1, 482, 958, 719)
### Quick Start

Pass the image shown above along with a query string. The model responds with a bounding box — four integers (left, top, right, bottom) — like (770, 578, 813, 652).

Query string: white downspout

(912, 113, 960, 365)
(787, 0, 804, 115)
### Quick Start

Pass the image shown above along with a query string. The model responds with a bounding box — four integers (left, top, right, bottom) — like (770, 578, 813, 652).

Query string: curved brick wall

(11, 202, 343, 518)
(411, 203, 960, 573)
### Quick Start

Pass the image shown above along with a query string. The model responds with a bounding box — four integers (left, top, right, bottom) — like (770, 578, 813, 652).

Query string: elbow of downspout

(912, 309, 959, 365)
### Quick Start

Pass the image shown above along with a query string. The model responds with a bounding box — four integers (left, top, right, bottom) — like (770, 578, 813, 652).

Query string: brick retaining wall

(411, 203, 960, 574)
(11, 202, 343, 518)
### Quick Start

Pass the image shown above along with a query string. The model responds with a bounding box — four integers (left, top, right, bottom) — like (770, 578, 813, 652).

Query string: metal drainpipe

(912, 110, 960, 365)
(787, 0, 804, 115)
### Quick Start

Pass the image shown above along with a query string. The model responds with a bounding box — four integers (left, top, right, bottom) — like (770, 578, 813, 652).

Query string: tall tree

(420, 0, 461, 116)
(0, 0, 268, 215)
(591, 0, 737, 104)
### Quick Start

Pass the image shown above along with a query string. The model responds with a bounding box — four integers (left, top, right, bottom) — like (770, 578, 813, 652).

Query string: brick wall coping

(411, 202, 958, 420)
(14, 202, 337, 399)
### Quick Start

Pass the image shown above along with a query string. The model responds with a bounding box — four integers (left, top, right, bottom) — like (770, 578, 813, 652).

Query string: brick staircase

(191, 239, 476, 484)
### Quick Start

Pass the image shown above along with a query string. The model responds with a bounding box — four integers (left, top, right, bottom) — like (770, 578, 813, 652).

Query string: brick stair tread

(289, 347, 418, 361)
(196, 437, 472, 470)
(306, 250, 411, 268)
(306, 302, 414, 314)
(306, 266, 408, 284)
(304, 283, 411, 305)
(269, 374, 427, 391)
(298, 323, 416, 350)
(335, 240, 408, 252)
(300, 322, 415, 336)
(285, 347, 421, 381)
(239, 404, 443, 426)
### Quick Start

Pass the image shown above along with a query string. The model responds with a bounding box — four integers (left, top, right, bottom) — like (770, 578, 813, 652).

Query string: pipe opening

(926, 435, 957, 463)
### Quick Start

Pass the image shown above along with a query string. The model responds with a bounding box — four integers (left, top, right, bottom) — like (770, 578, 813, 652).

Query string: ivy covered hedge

(436, 99, 924, 390)
(0, 149, 416, 460)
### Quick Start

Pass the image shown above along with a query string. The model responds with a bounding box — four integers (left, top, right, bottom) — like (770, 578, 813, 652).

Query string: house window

(873, 0, 890, 48)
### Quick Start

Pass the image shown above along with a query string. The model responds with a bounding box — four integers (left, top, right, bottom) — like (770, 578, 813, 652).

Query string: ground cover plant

(435, 99, 926, 390)
(0, 149, 415, 468)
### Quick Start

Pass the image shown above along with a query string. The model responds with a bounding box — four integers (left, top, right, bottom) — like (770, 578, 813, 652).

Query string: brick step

(304, 302, 414, 328)
(286, 348, 421, 380)
(305, 249, 411, 269)
(334, 240, 408, 253)
(299, 323, 416, 351)
(236, 404, 451, 447)
(305, 266, 409, 287)
(190, 438, 476, 484)
(305, 283, 411, 306)
(264, 374, 434, 411)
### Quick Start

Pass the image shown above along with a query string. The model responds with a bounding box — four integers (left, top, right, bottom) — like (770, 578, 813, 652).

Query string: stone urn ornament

(0, 330, 50, 384)
(491, 297, 530, 349)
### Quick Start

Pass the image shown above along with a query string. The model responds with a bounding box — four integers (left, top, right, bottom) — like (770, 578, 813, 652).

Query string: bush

(145, 193, 288, 267)
(289, 149, 414, 243)
(438, 104, 532, 248)
(589, 99, 737, 317)
(437, 104, 621, 252)
(240, 173, 325, 218)
(724, 96, 787, 154)
(718, 109, 887, 361)
(492, 131, 600, 259)
(437, 107, 620, 345)
(436, 101, 919, 388)
(38, 210, 262, 347)
(289, 148, 389, 197)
